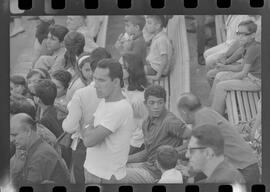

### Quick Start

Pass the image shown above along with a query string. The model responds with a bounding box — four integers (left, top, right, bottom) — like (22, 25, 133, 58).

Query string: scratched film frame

(1, 0, 270, 191)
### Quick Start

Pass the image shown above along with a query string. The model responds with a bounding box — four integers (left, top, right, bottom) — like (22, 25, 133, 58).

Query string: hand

(10, 149, 27, 173)
(216, 63, 226, 71)
(217, 57, 226, 65)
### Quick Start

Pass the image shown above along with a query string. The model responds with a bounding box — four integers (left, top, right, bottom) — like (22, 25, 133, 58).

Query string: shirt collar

(147, 108, 168, 126)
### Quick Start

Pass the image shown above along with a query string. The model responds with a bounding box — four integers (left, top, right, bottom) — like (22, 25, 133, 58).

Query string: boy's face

(145, 17, 160, 34)
(124, 21, 138, 36)
(66, 16, 84, 31)
(46, 32, 61, 52)
(145, 95, 166, 118)
(10, 82, 25, 95)
(237, 25, 255, 46)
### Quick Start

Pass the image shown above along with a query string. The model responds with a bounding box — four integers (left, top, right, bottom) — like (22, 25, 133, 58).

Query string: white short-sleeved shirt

(125, 90, 148, 148)
(84, 98, 134, 180)
(146, 31, 173, 75)
(158, 169, 183, 184)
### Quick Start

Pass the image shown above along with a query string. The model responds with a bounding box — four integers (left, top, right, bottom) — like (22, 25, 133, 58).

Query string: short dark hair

(10, 75, 26, 86)
(89, 47, 112, 72)
(192, 124, 224, 156)
(157, 145, 178, 170)
(26, 68, 51, 80)
(146, 15, 165, 28)
(51, 70, 72, 89)
(123, 53, 147, 92)
(64, 31, 85, 56)
(238, 20, 257, 34)
(33, 79, 57, 105)
(177, 93, 201, 111)
(124, 15, 146, 30)
(144, 85, 166, 102)
(10, 94, 36, 120)
(96, 59, 124, 88)
(48, 24, 69, 42)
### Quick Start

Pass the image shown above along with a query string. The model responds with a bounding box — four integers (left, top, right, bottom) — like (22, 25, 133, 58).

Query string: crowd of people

(10, 15, 261, 186)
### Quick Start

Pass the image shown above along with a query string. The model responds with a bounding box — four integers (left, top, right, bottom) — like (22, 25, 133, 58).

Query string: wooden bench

(225, 90, 261, 125)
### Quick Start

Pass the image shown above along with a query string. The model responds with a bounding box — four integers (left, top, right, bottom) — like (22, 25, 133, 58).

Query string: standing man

(177, 93, 260, 183)
(62, 47, 111, 184)
(81, 59, 134, 183)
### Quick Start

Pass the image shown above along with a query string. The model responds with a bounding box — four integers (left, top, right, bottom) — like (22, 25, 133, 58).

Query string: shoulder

(164, 111, 182, 125)
(246, 41, 261, 54)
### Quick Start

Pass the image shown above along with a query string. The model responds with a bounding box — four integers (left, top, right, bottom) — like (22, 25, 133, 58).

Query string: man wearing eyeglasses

(177, 93, 260, 183)
(186, 124, 245, 183)
(210, 20, 261, 115)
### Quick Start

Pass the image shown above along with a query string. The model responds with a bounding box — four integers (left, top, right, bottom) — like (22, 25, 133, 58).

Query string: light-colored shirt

(62, 82, 100, 150)
(125, 90, 148, 148)
(77, 26, 99, 53)
(65, 77, 86, 104)
(84, 99, 134, 180)
(158, 168, 183, 183)
(146, 31, 173, 75)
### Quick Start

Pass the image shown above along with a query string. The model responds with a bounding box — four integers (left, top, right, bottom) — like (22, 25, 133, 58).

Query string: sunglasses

(186, 147, 206, 154)
(236, 31, 254, 36)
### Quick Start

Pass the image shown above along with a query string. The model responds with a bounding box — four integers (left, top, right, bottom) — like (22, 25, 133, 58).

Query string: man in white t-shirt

(80, 58, 134, 183)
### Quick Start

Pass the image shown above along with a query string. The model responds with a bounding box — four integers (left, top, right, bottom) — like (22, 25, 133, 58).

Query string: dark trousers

(239, 163, 261, 183)
(72, 139, 86, 184)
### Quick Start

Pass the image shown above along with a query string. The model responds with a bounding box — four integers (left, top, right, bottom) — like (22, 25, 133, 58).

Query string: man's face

(145, 95, 166, 118)
(46, 32, 61, 52)
(66, 16, 84, 31)
(237, 25, 254, 46)
(93, 67, 115, 99)
(186, 137, 207, 173)
(10, 119, 30, 150)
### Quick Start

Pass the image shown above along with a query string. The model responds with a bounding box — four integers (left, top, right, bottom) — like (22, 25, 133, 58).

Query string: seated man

(206, 39, 245, 87)
(31, 79, 63, 138)
(210, 20, 261, 115)
(186, 124, 245, 183)
(33, 25, 69, 71)
(177, 93, 260, 183)
(10, 113, 70, 186)
(119, 85, 190, 183)
(203, 15, 251, 69)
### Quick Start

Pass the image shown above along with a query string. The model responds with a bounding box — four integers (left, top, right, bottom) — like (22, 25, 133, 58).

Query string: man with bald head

(177, 93, 260, 183)
(10, 113, 70, 185)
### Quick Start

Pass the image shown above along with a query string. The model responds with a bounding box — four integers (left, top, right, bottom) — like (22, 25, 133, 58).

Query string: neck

(153, 28, 163, 36)
(203, 155, 225, 178)
(105, 87, 125, 102)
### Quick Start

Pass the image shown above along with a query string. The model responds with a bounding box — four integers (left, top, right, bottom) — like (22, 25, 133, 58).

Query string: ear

(205, 147, 214, 159)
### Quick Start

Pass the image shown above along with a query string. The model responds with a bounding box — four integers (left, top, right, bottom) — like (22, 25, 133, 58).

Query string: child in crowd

(156, 145, 183, 183)
(10, 75, 28, 96)
(144, 15, 173, 81)
(115, 16, 146, 64)
(33, 25, 69, 70)
(66, 16, 98, 53)
(122, 53, 148, 155)
(34, 16, 55, 54)
(26, 68, 51, 89)
(51, 31, 85, 76)
(51, 70, 72, 121)
(65, 52, 92, 103)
